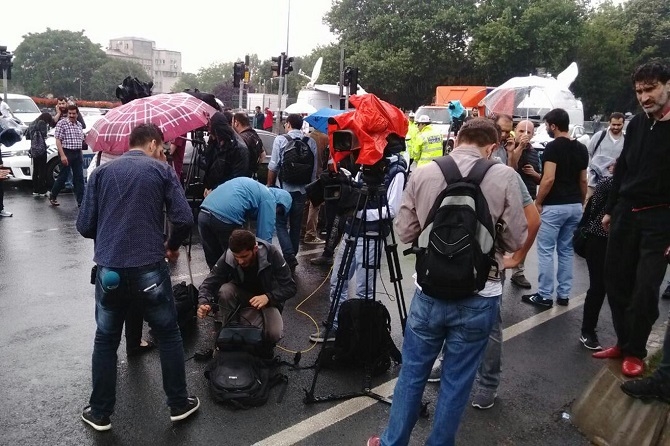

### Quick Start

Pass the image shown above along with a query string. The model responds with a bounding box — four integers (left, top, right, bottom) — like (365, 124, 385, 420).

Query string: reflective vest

(415, 125, 443, 167)
(406, 122, 420, 158)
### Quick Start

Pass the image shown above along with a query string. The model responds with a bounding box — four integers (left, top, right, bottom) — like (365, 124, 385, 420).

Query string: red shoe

(592, 346, 622, 359)
(622, 357, 645, 377)
(367, 436, 381, 446)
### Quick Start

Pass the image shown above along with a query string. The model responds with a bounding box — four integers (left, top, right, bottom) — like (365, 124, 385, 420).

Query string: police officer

(409, 115, 443, 168)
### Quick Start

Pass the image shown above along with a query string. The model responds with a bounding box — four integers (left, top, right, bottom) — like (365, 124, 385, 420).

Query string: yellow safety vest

(406, 122, 420, 158)
(415, 125, 443, 167)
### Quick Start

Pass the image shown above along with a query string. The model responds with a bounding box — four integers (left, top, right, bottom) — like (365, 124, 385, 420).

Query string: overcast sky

(1, 0, 338, 73)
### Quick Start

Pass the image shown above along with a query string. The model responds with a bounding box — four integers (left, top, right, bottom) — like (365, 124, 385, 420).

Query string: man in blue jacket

(198, 176, 292, 269)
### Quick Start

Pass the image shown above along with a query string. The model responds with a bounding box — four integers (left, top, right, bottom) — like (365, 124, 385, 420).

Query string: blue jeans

(51, 149, 84, 204)
(276, 191, 305, 265)
(381, 290, 499, 446)
(475, 297, 503, 391)
(537, 203, 582, 299)
(329, 233, 379, 327)
(89, 261, 188, 418)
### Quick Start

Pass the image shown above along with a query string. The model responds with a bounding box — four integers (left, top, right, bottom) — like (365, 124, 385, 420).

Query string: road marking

(253, 292, 587, 446)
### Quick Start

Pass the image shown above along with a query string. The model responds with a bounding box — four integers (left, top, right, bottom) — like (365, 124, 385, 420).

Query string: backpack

(279, 135, 314, 185)
(172, 281, 198, 332)
(591, 130, 608, 157)
(414, 156, 498, 299)
(320, 299, 401, 377)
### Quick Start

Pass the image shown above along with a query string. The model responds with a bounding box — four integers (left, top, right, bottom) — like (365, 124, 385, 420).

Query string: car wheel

(46, 157, 60, 189)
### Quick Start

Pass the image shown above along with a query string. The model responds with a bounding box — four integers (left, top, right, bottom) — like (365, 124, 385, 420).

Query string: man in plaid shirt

(50, 104, 85, 206)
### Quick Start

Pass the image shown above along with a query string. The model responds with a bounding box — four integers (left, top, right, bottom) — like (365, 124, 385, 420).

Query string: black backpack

(172, 281, 198, 332)
(414, 156, 497, 299)
(279, 135, 314, 185)
(320, 299, 401, 377)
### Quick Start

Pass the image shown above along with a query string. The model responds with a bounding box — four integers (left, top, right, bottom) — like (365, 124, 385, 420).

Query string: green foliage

(89, 58, 150, 101)
(13, 29, 107, 99)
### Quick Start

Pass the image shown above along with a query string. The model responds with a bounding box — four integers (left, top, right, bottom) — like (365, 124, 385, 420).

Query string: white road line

(253, 292, 587, 446)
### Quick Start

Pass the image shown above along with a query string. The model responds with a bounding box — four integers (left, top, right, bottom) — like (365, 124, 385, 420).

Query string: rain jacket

(405, 121, 419, 159)
(200, 177, 290, 243)
(412, 124, 443, 167)
(198, 238, 296, 312)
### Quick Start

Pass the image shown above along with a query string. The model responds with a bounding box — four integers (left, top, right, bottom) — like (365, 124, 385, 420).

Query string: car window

(259, 134, 276, 156)
(6, 98, 40, 113)
(415, 107, 451, 124)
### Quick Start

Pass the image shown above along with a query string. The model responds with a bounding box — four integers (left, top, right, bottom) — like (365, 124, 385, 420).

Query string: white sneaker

(0, 210, 13, 217)
(428, 359, 442, 382)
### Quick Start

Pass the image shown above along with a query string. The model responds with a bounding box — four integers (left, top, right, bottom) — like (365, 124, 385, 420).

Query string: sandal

(49, 198, 60, 206)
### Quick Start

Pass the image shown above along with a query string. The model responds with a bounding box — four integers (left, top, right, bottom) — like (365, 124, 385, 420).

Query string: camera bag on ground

(172, 281, 198, 332)
(279, 135, 314, 185)
(320, 299, 401, 377)
(414, 156, 497, 299)
(205, 307, 287, 409)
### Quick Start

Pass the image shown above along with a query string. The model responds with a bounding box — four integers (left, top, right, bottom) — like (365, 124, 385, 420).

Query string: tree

(89, 58, 151, 101)
(171, 73, 201, 93)
(12, 29, 107, 99)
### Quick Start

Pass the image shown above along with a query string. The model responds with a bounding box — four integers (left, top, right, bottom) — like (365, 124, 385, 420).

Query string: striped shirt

(54, 118, 84, 150)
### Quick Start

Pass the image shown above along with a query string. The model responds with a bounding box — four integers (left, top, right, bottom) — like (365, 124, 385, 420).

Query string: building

(106, 37, 182, 94)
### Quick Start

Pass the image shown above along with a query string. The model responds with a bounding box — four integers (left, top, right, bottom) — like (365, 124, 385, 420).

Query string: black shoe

(621, 377, 670, 403)
(170, 396, 200, 422)
(521, 293, 553, 308)
(662, 284, 670, 300)
(556, 297, 569, 306)
(81, 406, 111, 431)
(510, 274, 532, 289)
(580, 333, 602, 350)
(127, 339, 156, 357)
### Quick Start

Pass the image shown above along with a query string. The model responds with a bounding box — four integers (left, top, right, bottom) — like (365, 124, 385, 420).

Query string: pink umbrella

(86, 92, 216, 154)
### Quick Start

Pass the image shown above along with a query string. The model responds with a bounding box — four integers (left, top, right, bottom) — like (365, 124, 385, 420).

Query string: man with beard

(593, 61, 670, 377)
(586, 112, 625, 200)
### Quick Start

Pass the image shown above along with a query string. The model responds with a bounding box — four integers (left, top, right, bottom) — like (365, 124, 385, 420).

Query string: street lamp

(0, 46, 14, 102)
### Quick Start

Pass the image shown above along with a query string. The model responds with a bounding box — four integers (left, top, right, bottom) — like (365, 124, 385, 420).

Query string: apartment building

(106, 37, 182, 94)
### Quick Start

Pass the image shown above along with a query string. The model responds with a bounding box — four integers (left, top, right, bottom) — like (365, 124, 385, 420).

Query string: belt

(200, 208, 235, 225)
(100, 261, 164, 274)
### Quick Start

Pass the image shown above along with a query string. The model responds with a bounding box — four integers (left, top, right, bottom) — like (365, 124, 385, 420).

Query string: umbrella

(483, 75, 571, 120)
(304, 108, 346, 133)
(283, 103, 317, 115)
(86, 92, 217, 154)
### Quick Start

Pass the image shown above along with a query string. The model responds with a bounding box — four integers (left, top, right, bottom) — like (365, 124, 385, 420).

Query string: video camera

(116, 76, 153, 104)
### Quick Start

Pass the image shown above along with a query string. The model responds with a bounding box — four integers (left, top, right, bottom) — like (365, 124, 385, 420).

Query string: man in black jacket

(232, 112, 264, 178)
(196, 229, 296, 344)
(202, 112, 249, 194)
(594, 61, 670, 378)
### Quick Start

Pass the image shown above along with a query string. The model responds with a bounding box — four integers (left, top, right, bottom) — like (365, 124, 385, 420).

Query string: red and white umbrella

(86, 92, 216, 154)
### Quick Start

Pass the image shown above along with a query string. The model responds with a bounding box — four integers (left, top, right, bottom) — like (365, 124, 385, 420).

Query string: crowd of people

(2, 60, 668, 445)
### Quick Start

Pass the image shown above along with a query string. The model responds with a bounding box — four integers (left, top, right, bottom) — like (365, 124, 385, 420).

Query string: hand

(522, 164, 536, 175)
(505, 137, 515, 151)
(0, 170, 9, 180)
(535, 201, 542, 214)
(165, 247, 180, 263)
(602, 214, 611, 232)
(203, 188, 211, 198)
(503, 254, 521, 269)
(518, 135, 530, 148)
(249, 294, 269, 310)
(60, 155, 69, 167)
(197, 304, 211, 319)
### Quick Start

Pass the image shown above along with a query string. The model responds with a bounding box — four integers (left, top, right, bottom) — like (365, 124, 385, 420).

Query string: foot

(303, 236, 326, 245)
(170, 396, 200, 422)
(579, 333, 602, 351)
(521, 293, 553, 308)
(309, 331, 336, 343)
(622, 357, 645, 377)
(367, 436, 381, 446)
(127, 339, 156, 357)
(49, 198, 60, 206)
(0, 210, 12, 217)
(472, 388, 497, 410)
(81, 406, 111, 431)
(621, 376, 670, 403)
(427, 359, 442, 383)
(510, 274, 532, 289)
(662, 283, 670, 300)
(556, 297, 569, 306)
(310, 255, 333, 266)
(592, 346, 622, 359)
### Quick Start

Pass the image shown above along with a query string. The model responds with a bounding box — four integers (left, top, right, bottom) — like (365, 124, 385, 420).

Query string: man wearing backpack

(586, 112, 625, 200)
(232, 112, 265, 178)
(267, 114, 317, 273)
(369, 118, 527, 446)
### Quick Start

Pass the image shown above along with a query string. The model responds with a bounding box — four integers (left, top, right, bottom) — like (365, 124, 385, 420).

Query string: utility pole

(339, 47, 345, 110)
(277, 53, 285, 126)
(0, 46, 13, 102)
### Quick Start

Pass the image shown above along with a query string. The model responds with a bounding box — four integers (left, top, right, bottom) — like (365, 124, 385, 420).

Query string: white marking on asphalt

(253, 292, 587, 446)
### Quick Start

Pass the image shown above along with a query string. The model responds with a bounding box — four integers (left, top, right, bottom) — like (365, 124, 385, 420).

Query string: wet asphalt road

(1, 180, 669, 446)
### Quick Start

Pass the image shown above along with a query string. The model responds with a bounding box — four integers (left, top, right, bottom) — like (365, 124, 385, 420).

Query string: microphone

(101, 270, 121, 291)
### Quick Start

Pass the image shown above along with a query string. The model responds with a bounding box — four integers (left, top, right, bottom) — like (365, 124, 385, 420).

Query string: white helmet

(416, 114, 431, 124)
(408, 111, 416, 118)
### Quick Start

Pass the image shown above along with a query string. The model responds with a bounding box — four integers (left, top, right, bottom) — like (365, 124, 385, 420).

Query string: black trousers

(32, 154, 48, 194)
(605, 204, 670, 358)
(581, 235, 608, 335)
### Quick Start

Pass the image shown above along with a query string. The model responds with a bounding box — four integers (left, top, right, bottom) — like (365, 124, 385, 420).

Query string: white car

(3, 93, 42, 126)
(531, 124, 591, 157)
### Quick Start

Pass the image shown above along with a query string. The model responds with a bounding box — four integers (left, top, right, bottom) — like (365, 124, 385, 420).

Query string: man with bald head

(509, 120, 541, 288)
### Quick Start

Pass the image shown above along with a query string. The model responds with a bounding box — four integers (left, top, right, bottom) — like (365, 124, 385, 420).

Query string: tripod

(304, 179, 408, 407)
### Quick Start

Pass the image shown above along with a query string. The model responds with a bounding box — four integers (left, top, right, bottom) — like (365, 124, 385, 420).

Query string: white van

(3, 93, 42, 126)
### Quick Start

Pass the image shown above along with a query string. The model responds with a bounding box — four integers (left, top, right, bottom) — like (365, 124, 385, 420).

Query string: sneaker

(0, 210, 12, 217)
(32, 192, 39, 196)
(367, 436, 381, 446)
(49, 198, 60, 206)
(621, 377, 670, 403)
(662, 283, 670, 300)
(472, 388, 497, 410)
(510, 274, 532, 289)
(310, 255, 334, 266)
(81, 406, 111, 431)
(309, 331, 336, 343)
(521, 293, 553, 308)
(170, 396, 200, 422)
(556, 297, 569, 306)
(304, 236, 326, 245)
(428, 360, 442, 383)
(580, 333, 602, 351)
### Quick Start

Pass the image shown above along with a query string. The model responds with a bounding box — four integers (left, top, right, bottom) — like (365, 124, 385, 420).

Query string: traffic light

(343, 66, 359, 96)
(271, 55, 281, 78)
(244, 55, 250, 84)
(0, 46, 14, 80)
(283, 55, 294, 75)
(233, 61, 245, 88)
